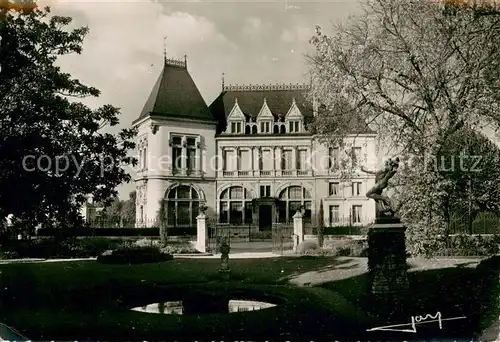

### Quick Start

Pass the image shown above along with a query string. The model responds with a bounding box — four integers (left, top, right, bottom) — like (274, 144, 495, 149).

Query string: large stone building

(132, 57, 377, 231)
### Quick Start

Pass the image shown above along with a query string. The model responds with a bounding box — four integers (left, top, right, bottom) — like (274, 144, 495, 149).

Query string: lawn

(0, 255, 497, 341)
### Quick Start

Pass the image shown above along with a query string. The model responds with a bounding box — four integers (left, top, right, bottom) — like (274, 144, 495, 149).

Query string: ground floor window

(352, 205, 362, 224)
(329, 205, 339, 226)
(278, 186, 312, 223)
(219, 186, 253, 224)
(165, 185, 200, 226)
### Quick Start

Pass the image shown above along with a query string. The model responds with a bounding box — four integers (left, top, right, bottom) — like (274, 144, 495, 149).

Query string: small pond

(132, 299, 277, 315)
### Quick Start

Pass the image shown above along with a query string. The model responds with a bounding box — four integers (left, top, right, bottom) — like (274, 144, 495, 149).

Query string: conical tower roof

(134, 56, 214, 124)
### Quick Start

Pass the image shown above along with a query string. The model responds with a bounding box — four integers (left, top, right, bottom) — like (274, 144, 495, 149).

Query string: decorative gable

(285, 97, 303, 119)
(285, 97, 304, 133)
(227, 97, 245, 120)
(257, 98, 274, 120)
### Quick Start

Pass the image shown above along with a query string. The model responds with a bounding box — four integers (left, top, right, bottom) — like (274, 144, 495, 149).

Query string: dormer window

(289, 121, 300, 133)
(285, 97, 304, 134)
(256, 98, 274, 134)
(231, 122, 242, 134)
(260, 122, 271, 133)
(226, 97, 245, 134)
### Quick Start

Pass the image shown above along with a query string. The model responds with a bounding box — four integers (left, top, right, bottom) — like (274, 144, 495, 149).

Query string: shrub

(36, 227, 160, 237)
(408, 234, 500, 257)
(0, 238, 66, 259)
(299, 239, 368, 257)
(0, 237, 202, 259)
(317, 226, 324, 248)
(133, 238, 161, 248)
(297, 240, 319, 254)
(323, 226, 368, 235)
(96, 246, 173, 264)
(160, 243, 199, 255)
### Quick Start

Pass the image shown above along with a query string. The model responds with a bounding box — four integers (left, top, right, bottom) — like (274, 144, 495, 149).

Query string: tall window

(352, 182, 362, 196)
(329, 205, 340, 226)
(186, 137, 196, 172)
(261, 149, 273, 171)
(283, 150, 293, 170)
(352, 147, 362, 166)
(239, 149, 251, 170)
(260, 122, 271, 133)
(142, 146, 147, 170)
(223, 149, 237, 171)
(329, 182, 340, 196)
(278, 186, 312, 223)
(329, 147, 339, 170)
(171, 137, 182, 173)
(219, 186, 253, 224)
(140, 205, 144, 223)
(260, 185, 271, 197)
(231, 122, 242, 134)
(289, 121, 300, 133)
(352, 205, 362, 223)
(298, 150, 307, 170)
(166, 185, 200, 227)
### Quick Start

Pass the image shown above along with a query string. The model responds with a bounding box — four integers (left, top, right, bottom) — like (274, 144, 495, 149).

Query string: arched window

(219, 186, 253, 224)
(166, 185, 200, 226)
(251, 125, 257, 134)
(245, 125, 251, 134)
(280, 125, 286, 134)
(273, 125, 279, 134)
(278, 186, 312, 223)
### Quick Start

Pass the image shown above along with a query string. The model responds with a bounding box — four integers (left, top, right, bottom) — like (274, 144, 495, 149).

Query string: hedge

(96, 246, 174, 264)
(36, 227, 197, 237)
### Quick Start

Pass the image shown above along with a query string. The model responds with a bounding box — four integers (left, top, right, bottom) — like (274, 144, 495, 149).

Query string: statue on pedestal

(218, 239, 230, 279)
(361, 157, 400, 218)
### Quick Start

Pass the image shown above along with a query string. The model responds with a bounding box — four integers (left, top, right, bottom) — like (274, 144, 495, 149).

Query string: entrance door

(259, 205, 273, 231)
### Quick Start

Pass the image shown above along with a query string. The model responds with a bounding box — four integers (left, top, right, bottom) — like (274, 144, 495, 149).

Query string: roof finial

(222, 72, 225, 91)
(163, 36, 167, 63)
(184, 54, 187, 67)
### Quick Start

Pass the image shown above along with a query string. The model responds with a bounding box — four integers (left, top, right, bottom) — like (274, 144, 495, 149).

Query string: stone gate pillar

(293, 211, 304, 251)
(196, 212, 208, 253)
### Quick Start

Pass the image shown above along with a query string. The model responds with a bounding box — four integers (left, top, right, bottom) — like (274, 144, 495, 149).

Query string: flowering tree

(307, 0, 500, 254)
(309, 0, 500, 154)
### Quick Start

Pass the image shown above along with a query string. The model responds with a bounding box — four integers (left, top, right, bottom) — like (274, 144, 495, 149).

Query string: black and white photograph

(0, 0, 498, 340)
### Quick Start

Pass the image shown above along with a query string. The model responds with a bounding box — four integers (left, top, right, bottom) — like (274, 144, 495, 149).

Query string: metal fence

(272, 223, 294, 255)
(86, 219, 197, 236)
(448, 213, 500, 235)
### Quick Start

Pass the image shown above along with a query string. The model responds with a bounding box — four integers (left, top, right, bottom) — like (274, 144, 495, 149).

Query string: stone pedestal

(196, 213, 208, 253)
(218, 242, 231, 280)
(368, 216, 409, 318)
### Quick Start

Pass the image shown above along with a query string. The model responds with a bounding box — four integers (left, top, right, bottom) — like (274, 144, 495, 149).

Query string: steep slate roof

(209, 83, 376, 135)
(134, 57, 214, 123)
(209, 84, 314, 134)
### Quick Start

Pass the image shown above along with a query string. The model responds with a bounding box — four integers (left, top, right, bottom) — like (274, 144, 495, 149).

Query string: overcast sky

(35, 0, 362, 200)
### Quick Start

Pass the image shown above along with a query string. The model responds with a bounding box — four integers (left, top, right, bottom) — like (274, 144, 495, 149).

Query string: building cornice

(216, 133, 313, 139)
(132, 113, 217, 126)
(134, 176, 217, 182)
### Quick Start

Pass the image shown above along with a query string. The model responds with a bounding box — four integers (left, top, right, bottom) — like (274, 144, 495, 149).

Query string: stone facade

(132, 57, 377, 229)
